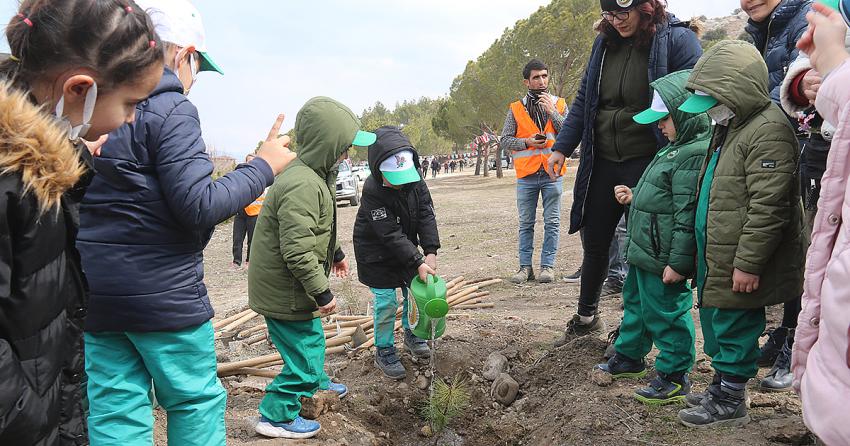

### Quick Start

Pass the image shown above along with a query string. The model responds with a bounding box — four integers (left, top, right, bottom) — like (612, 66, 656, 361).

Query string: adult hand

(545, 151, 566, 180)
(318, 297, 337, 315)
(798, 3, 850, 76)
(801, 69, 822, 104)
(662, 266, 686, 284)
(732, 268, 760, 293)
(332, 259, 349, 278)
(539, 93, 557, 115)
(614, 185, 633, 205)
(525, 137, 547, 149)
(256, 114, 297, 176)
(83, 134, 109, 157)
(424, 254, 437, 272)
(417, 262, 436, 282)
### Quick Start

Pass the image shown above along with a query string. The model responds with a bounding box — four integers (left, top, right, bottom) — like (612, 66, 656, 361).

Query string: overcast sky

(1, 0, 742, 158)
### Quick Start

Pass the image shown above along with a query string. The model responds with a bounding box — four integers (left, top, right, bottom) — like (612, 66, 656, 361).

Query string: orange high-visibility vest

(244, 189, 267, 216)
(509, 97, 567, 179)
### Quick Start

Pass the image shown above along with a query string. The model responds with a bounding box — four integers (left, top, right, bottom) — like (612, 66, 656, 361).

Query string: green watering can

(407, 274, 448, 340)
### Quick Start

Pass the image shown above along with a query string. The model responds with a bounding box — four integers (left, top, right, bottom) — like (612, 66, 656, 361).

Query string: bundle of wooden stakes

(214, 276, 502, 378)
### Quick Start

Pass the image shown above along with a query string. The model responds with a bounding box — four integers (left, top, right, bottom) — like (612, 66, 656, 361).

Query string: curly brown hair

(597, 0, 669, 49)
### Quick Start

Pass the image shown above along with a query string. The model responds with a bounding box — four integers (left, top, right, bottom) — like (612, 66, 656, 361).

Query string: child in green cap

(593, 69, 710, 405)
(676, 40, 805, 429)
(353, 126, 441, 380)
(248, 97, 377, 439)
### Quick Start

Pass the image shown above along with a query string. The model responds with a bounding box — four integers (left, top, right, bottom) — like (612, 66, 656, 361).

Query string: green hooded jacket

(689, 41, 805, 309)
(248, 97, 361, 321)
(625, 70, 711, 277)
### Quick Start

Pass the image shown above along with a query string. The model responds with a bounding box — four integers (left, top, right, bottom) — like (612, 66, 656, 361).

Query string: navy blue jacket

(78, 69, 274, 332)
(552, 14, 702, 234)
(745, 0, 812, 105)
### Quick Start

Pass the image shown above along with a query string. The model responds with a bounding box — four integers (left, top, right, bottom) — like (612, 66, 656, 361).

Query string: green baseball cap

(197, 52, 223, 74)
(380, 149, 421, 186)
(352, 130, 377, 147)
(679, 90, 719, 114)
(633, 90, 670, 124)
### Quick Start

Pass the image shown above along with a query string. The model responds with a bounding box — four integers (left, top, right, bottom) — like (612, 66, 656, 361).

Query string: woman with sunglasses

(547, 0, 702, 349)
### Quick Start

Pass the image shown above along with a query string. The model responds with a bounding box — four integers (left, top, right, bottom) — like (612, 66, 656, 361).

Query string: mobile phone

(534, 133, 546, 141)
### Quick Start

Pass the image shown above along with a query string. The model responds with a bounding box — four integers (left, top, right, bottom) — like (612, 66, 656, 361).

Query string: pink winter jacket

(791, 59, 850, 446)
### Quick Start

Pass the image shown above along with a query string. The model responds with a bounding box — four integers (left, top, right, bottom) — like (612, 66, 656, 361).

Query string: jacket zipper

(650, 214, 660, 257)
(761, 16, 774, 55)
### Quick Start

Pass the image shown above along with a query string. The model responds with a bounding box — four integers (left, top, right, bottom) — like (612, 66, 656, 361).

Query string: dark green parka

(625, 70, 711, 277)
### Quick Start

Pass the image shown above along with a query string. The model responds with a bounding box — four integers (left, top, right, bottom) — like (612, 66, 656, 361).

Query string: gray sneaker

(403, 329, 431, 360)
(375, 346, 406, 380)
(510, 266, 534, 284)
(678, 385, 750, 428)
(538, 267, 555, 283)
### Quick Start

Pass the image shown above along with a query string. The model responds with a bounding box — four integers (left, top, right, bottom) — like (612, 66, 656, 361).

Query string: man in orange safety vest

(500, 59, 567, 285)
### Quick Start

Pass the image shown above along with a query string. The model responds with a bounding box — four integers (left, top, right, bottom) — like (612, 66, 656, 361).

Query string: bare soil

(155, 167, 812, 446)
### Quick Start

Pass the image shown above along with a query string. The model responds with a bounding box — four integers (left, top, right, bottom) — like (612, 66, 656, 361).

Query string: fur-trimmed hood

(0, 82, 84, 212)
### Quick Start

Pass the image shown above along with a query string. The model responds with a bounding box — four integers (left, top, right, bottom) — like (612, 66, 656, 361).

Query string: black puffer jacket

(0, 84, 91, 445)
(353, 127, 440, 289)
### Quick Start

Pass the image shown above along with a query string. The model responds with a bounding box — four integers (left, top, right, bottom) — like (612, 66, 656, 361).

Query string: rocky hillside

(699, 9, 751, 43)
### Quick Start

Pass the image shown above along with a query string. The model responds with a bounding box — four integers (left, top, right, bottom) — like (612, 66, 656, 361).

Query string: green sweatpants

(372, 287, 410, 348)
(614, 266, 696, 375)
(260, 317, 330, 423)
(85, 321, 226, 446)
(699, 307, 766, 380)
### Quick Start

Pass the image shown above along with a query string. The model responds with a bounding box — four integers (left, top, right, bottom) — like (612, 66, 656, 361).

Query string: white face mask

(55, 81, 97, 141)
(707, 104, 736, 126)
(175, 51, 198, 95)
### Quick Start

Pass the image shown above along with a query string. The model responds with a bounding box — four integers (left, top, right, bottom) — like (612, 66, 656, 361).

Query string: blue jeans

(517, 170, 563, 268)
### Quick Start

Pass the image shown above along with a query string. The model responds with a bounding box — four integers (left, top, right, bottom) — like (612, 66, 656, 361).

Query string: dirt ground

(155, 166, 812, 446)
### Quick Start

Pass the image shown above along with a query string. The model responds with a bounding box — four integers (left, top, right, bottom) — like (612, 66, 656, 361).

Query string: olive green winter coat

(248, 97, 361, 321)
(625, 70, 711, 277)
(690, 41, 805, 309)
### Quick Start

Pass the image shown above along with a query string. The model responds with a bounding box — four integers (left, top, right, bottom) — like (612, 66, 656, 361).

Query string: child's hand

(798, 3, 850, 76)
(332, 259, 349, 278)
(662, 266, 686, 284)
(256, 114, 297, 175)
(319, 297, 337, 315)
(417, 262, 436, 282)
(614, 185, 633, 205)
(425, 254, 437, 272)
(732, 268, 760, 293)
(83, 134, 109, 157)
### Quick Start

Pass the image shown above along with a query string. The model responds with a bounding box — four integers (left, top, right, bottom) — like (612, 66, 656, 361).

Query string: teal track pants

(614, 267, 696, 375)
(372, 287, 410, 348)
(259, 317, 330, 423)
(85, 321, 226, 446)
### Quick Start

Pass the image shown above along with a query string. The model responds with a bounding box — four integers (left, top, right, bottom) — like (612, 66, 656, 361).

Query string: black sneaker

(678, 384, 750, 428)
(635, 373, 691, 406)
(374, 346, 406, 380)
(603, 326, 620, 360)
(562, 267, 582, 283)
(759, 341, 793, 392)
(593, 353, 648, 379)
(403, 328, 431, 361)
(554, 314, 606, 347)
(600, 280, 623, 298)
(758, 327, 791, 368)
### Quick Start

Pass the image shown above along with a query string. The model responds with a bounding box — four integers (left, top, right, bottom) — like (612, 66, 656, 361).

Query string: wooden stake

(324, 335, 352, 348)
(221, 310, 258, 333)
(217, 353, 281, 375)
(454, 303, 495, 310)
(212, 308, 252, 330)
(449, 291, 489, 307)
(237, 323, 267, 339)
